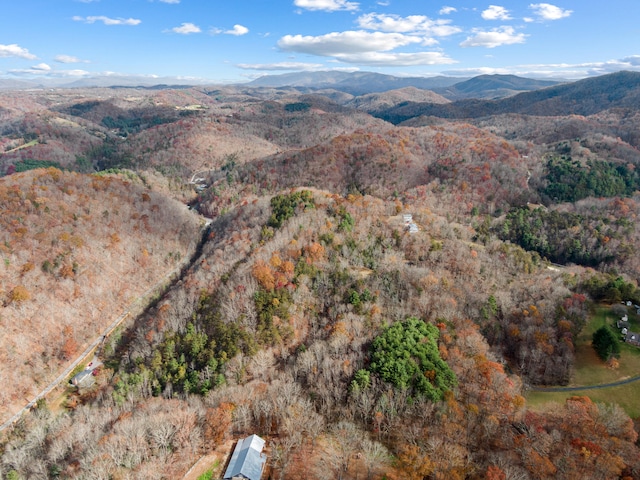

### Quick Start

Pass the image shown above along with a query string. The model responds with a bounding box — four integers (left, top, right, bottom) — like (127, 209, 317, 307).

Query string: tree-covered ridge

(124, 191, 312, 398)
(369, 317, 456, 401)
(495, 206, 629, 267)
(374, 70, 640, 122)
(267, 189, 315, 229)
(542, 155, 639, 202)
(0, 168, 201, 419)
(138, 291, 258, 397)
(101, 114, 178, 137)
(2, 181, 639, 479)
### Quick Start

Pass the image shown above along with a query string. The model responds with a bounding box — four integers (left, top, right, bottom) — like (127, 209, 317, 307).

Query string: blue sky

(1, 0, 639, 84)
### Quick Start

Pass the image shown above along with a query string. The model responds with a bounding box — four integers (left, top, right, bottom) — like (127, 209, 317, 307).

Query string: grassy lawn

(527, 381, 640, 418)
(526, 304, 640, 418)
(4, 139, 38, 154)
(196, 467, 215, 480)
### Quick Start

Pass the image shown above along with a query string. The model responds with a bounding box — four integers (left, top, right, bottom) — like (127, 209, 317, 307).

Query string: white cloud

(31, 63, 51, 71)
(357, 13, 461, 37)
(0, 44, 36, 60)
(226, 25, 249, 36)
(278, 31, 422, 56)
(443, 56, 640, 79)
(443, 66, 510, 76)
(294, 0, 359, 12)
(236, 62, 325, 70)
(421, 38, 440, 47)
(0, 43, 37, 60)
(9, 66, 90, 77)
(622, 55, 640, 66)
(61, 69, 91, 77)
(481, 5, 512, 20)
(211, 25, 250, 36)
(439, 6, 457, 15)
(529, 3, 572, 20)
(460, 26, 527, 48)
(54, 55, 87, 63)
(159, 0, 180, 3)
(171, 23, 201, 34)
(332, 51, 456, 66)
(277, 30, 455, 66)
(73, 16, 141, 26)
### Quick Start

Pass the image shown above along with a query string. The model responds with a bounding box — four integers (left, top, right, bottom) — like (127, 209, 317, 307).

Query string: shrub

(9, 285, 30, 303)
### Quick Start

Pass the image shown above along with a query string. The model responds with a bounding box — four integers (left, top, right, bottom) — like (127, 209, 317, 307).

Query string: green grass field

(3, 139, 38, 154)
(526, 304, 640, 418)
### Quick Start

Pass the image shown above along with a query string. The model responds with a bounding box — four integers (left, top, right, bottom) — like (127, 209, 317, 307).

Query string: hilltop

(432, 74, 561, 100)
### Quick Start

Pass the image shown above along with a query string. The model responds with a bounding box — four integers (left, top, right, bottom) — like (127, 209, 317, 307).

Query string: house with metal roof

(223, 434, 266, 480)
(625, 331, 640, 347)
(69, 370, 95, 390)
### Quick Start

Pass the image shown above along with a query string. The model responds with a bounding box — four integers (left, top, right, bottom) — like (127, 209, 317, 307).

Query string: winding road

(0, 218, 212, 434)
(530, 374, 640, 392)
(0, 265, 182, 433)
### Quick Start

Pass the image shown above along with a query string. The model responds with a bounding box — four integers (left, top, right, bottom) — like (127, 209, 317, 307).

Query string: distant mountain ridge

(433, 74, 561, 100)
(376, 70, 640, 124)
(2, 70, 563, 100)
(248, 71, 465, 96)
(247, 70, 564, 99)
(0, 75, 211, 90)
(0, 79, 45, 90)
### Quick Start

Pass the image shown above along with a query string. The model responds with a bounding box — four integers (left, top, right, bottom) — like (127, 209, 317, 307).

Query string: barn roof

(223, 434, 266, 480)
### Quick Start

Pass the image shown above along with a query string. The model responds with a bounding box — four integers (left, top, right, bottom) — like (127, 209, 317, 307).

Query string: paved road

(0, 264, 183, 433)
(530, 374, 640, 392)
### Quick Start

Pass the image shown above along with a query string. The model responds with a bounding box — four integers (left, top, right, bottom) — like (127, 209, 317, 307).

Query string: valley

(1, 71, 640, 479)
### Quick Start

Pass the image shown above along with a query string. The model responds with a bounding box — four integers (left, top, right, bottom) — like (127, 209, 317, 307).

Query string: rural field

(528, 304, 640, 417)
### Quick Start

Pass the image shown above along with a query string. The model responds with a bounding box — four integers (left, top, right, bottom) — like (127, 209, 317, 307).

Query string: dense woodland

(1, 72, 640, 479)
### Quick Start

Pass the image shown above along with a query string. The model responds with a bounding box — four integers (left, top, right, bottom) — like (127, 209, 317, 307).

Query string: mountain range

(247, 70, 564, 99)
(375, 70, 640, 123)
(1, 70, 563, 100)
(2, 68, 640, 479)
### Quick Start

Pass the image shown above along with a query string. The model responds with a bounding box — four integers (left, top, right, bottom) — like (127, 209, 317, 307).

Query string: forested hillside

(2, 72, 640, 479)
(0, 168, 202, 425)
(375, 71, 640, 123)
